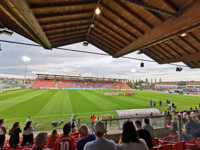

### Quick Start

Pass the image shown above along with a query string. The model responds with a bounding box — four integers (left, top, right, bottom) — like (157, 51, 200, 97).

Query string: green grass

(1, 89, 200, 127)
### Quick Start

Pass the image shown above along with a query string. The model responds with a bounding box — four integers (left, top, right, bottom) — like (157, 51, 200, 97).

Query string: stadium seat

(152, 138, 159, 146)
(158, 144, 171, 150)
(172, 141, 184, 150)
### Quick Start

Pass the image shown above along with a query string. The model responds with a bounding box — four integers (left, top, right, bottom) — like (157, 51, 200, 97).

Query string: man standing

(135, 120, 153, 148)
(55, 122, 75, 150)
(168, 103, 171, 110)
(153, 101, 156, 107)
(84, 121, 117, 150)
(77, 125, 96, 150)
(143, 119, 154, 138)
(159, 100, 162, 107)
(25, 116, 31, 124)
(150, 100, 152, 107)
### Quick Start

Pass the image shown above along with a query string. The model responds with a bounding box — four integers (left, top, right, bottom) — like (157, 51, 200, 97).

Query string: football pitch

(1, 89, 200, 124)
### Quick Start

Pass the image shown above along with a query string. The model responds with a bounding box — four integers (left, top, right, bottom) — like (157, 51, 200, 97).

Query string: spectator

(21, 121, 37, 146)
(32, 132, 48, 150)
(135, 120, 153, 148)
(84, 121, 117, 150)
(142, 119, 154, 138)
(190, 110, 195, 116)
(47, 129, 59, 149)
(0, 119, 6, 150)
(196, 115, 200, 123)
(118, 121, 148, 150)
(55, 122, 76, 150)
(9, 122, 21, 148)
(184, 116, 200, 138)
(168, 103, 171, 110)
(196, 138, 200, 148)
(183, 110, 188, 118)
(77, 124, 96, 150)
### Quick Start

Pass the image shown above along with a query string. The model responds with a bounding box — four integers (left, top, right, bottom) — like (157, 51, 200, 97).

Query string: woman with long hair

(118, 121, 148, 150)
(9, 122, 21, 148)
(21, 121, 37, 146)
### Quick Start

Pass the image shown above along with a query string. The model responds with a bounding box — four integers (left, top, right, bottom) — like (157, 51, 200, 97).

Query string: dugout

(115, 108, 164, 129)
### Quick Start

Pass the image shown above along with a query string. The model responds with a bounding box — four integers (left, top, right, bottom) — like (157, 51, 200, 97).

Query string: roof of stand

(0, 0, 200, 68)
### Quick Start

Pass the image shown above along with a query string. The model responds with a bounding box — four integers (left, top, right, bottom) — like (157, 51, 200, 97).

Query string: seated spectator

(55, 122, 76, 150)
(47, 129, 59, 148)
(77, 124, 96, 150)
(142, 118, 154, 138)
(135, 120, 153, 148)
(21, 121, 37, 146)
(0, 119, 6, 150)
(184, 116, 200, 138)
(84, 121, 117, 150)
(183, 110, 188, 118)
(72, 128, 80, 139)
(118, 121, 148, 150)
(9, 122, 21, 148)
(32, 132, 48, 150)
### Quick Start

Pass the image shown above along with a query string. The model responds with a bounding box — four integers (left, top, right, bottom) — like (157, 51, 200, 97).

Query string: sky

(0, 32, 200, 81)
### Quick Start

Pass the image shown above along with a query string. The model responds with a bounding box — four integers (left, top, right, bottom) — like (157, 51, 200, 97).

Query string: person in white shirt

(118, 121, 148, 150)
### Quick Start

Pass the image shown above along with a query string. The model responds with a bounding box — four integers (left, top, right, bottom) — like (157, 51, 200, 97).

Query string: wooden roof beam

(114, 0, 200, 57)
(0, 0, 51, 49)
(35, 10, 93, 19)
(144, 48, 163, 62)
(93, 27, 125, 48)
(94, 19, 131, 44)
(142, 50, 162, 63)
(161, 0, 179, 13)
(52, 37, 85, 48)
(114, 0, 153, 29)
(89, 39, 115, 55)
(99, 4, 143, 36)
(178, 36, 199, 53)
(94, 21, 128, 45)
(160, 52, 200, 64)
(170, 39, 190, 55)
(188, 32, 200, 43)
(90, 32, 120, 52)
(157, 44, 175, 58)
(30, 2, 97, 10)
(125, 0, 181, 18)
(151, 46, 170, 60)
(43, 22, 90, 32)
(46, 26, 89, 37)
(50, 33, 86, 43)
(164, 43, 182, 57)
(99, 14, 135, 41)
(40, 17, 92, 26)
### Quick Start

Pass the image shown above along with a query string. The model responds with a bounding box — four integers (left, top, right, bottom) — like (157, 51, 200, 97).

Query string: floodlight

(131, 69, 136, 73)
(22, 56, 31, 62)
(181, 33, 187, 37)
(95, 7, 101, 15)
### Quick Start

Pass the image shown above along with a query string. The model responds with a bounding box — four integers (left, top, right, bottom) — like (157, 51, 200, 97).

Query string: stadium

(0, 0, 200, 150)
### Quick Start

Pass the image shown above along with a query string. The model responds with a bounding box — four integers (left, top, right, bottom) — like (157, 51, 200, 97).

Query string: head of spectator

(196, 115, 200, 122)
(94, 121, 105, 138)
(24, 121, 31, 130)
(28, 116, 30, 119)
(144, 118, 150, 125)
(9, 122, 20, 135)
(63, 122, 71, 135)
(79, 124, 89, 137)
(35, 132, 48, 148)
(122, 121, 139, 143)
(0, 119, 4, 126)
(135, 120, 142, 130)
(187, 115, 193, 122)
(52, 129, 57, 136)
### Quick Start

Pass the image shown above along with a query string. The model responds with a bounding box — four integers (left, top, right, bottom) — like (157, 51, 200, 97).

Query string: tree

(127, 81, 133, 89)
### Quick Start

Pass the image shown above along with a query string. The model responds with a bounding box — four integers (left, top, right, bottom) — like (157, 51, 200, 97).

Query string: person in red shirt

(47, 129, 59, 148)
(55, 122, 76, 150)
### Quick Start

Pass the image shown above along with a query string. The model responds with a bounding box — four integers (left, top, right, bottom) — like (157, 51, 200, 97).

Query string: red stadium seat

(152, 138, 159, 146)
(158, 144, 171, 150)
(172, 141, 184, 150)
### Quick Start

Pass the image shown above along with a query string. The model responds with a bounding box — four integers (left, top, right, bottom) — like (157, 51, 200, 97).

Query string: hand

(118, 134, 122, 145)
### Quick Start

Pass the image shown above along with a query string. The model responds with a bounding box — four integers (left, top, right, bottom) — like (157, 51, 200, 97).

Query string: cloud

(0, 33, 200, 81)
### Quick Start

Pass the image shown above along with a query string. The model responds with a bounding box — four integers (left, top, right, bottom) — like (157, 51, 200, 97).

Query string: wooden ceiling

(0, 0, 200, 68)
